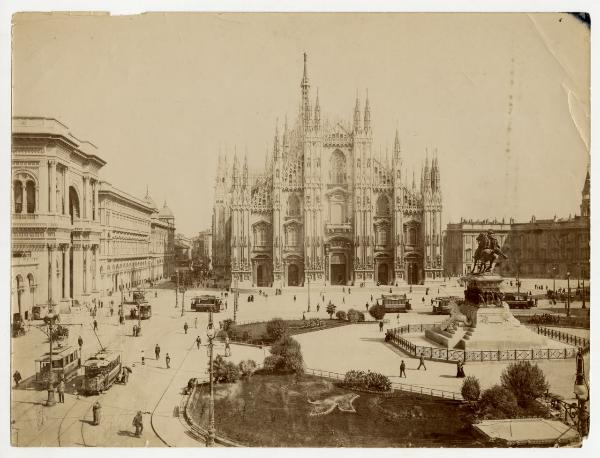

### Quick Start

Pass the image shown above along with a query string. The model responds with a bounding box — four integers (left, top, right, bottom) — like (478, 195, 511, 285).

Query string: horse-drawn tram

(35, 346, 80, 384)
(191, 295, 223, 313)
(83, 351, 122, 394)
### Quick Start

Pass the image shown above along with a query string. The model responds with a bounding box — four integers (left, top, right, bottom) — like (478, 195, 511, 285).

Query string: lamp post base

(46, 389, 56, 407)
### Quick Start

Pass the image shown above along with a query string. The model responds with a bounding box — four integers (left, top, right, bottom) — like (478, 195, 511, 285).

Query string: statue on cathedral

(471, 230, 507, 274)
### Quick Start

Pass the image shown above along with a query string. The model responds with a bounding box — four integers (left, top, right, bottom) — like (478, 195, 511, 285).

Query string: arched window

(69, 186, 80, 224)
(288, 194, 301, 217)
(376, 195, 390, 216)
(13, 181, 23, 213)
(286, 226, 299, 247)
(330, 150, 347, 184)
(408, 227, 417, 245)
(26, 181, 36, 213)
(377, 227, 388, 246)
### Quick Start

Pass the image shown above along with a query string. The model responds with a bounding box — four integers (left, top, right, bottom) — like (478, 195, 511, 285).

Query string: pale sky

(12, 12, 590, 236)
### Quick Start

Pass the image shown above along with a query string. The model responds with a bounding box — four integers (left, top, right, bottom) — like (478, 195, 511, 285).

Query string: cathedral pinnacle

(314, 89, 321, 129)
(364, 89, 371, 132)
(394, 129, 401, 155)
(353, 91, 361, 132)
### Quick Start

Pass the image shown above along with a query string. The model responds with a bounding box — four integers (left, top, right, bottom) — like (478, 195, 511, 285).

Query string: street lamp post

(175, 270, 179, 308)
(573, 348, 589, 437)
(307, 275, 311, 310)
(45, 317, 56, 407)
(581, 264, 586, 309)
(552, 266, 557, 293)
(233, 276, 239, 323)
(566, 271, 571, 317)
(206, 311, 216, 447)
(181, 287, 186, 317)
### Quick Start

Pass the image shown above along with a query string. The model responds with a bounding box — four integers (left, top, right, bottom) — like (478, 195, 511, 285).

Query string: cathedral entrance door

(330, 253, 347, 285)
(377, 263, 389, 285)
(288, 264, 299, 286)
(407, 262, 419, 285)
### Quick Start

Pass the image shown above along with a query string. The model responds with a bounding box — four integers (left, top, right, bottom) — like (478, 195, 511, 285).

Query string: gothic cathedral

(212, 54, 443, 288)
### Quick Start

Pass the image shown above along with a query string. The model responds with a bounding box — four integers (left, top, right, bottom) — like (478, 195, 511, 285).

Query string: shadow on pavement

(117, 430, 140, 438)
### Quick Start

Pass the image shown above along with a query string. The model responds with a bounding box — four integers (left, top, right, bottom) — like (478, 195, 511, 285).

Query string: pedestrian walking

(421, 297, 425, 303)
(196, 336, 202, 349)
(379, 321, 384, 332)
(396, 313, 400, 323)
(92, 401, 102, 425)
(165, 353, 171, 369)
(417, 354, 427, 370)
(399, 360, 407, 378)
(194, 317, 198, 329)
(13, 370, 22, 387)
(133, 411, 144, 437)
(110, 308, 114, 317)
(57, 379, 65, 403)
(155, 344, 160, 360)
(366, 302, 369, 311)
(224, 337, 231, 357)
(184, 322, 189, 334)
(93, 319, 98, 331)
(141, 350, 145, 366)
(317, 304, 320, 312)
(294, 295, 296, 302)
(78, 335, 83, 349)
(456, 360, 466, 378)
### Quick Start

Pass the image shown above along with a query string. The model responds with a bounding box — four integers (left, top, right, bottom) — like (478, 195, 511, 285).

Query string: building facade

(191, 229, 212, 272)
(11, 117, 175, 318)
(443, 219, 511, 276)
(212, 55, 443, 288)
(444, 171, 590, 279)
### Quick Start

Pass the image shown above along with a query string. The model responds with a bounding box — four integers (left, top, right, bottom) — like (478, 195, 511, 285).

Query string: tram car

(82, 351, 122, 394)
(35, 346, 80, 385)
(139, 303, 152, 319)
(125, 289, 147, 305)
(191, 295, 223, 313)
(504, 293, 536, 309)
(379, 293, 412, 313)
(432, 296, 463, 315)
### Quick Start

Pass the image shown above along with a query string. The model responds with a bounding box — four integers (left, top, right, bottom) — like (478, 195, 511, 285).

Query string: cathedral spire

(353, 90, 361, 132)
(314, 89, 321, 129)
(301, 53, 311, 130)
(363, 89, 371, 132)
(282, 114, 288, 147)
(394, 129, 401, 157)
(273, 119, 280, 159)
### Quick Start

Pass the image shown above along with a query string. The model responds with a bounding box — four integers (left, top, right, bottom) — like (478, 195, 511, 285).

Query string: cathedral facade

(212, 55, 443, 288)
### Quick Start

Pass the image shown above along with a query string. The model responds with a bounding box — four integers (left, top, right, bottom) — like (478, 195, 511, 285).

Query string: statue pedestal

(425, 273, 549, 351)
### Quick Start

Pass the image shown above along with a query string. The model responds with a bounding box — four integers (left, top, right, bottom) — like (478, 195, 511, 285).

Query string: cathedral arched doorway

(330, 253, 347, 285)
(288, 264, 300, 286)
(377, 263, 389, 285)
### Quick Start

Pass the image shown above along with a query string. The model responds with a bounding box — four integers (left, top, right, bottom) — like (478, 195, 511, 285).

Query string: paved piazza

(11, 277, 590, 446)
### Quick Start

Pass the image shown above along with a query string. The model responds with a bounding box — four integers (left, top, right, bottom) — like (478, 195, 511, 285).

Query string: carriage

(35, 346, 80, 385)
(82, 351, 122, 394)
(191, 295, 222, 313)
(504, 292, 535, 309)
(432, 296, 462, 315)
(379, 293, 412, 313)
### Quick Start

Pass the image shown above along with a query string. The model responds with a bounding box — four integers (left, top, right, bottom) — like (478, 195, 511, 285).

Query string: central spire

(301, 53, 311, 130)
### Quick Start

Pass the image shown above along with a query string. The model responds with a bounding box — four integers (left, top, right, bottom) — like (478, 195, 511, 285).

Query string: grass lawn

(225, 319, 351, 345)
(189, 373, 484, 447)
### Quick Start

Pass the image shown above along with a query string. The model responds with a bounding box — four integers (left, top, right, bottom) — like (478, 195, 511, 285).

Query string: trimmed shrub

(342, 370, 391, 392)
(266, 318, 289, 341)
(213, 355, 240, 383)
(335, 310, 347, 321)
(461, 376, 481, 402)
(357, 311, 365, 322)
(326, 303, 337, 319)
(267, 335, 304, 374)
(478, 385, 520, 419)
(500, 361, 549, 407)
(368, 304, 386, 320)
(238, 359, 257, 378)
(347, 309, 361, 323)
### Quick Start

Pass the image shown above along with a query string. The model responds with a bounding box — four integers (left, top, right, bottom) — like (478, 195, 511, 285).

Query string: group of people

(399, 356, 466, 378)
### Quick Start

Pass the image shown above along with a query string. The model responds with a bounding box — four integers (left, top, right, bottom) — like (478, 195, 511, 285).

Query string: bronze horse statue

(471, 232, 507, 274)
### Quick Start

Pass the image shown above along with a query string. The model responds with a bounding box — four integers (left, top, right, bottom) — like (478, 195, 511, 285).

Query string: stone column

(63, 166, 68, 215)
(21, 181, 27, 214)
(48, 244, 57, 303)
(93, 245, 100, 292)
(72, 244, 83, 300)
(82, 177, 88, 220)
(63, 244, 71, 299)
(48, 160, 56, 214)
(83, 244, 91, 294)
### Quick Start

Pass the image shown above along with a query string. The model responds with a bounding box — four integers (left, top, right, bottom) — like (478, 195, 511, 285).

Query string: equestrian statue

(471, 230, 507, 274)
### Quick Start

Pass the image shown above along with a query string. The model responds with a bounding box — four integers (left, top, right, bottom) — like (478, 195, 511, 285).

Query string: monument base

(425, 272, 549, 351)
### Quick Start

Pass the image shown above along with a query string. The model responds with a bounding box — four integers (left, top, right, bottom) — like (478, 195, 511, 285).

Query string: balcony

(325, 222, 352, 236)
(12, 213, 72, 228)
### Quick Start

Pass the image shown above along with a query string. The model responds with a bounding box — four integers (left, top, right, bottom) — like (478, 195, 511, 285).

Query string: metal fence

(304, 367, 463, 401)
(386, 326, 580, 362)
(536, 326, 590, 352)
